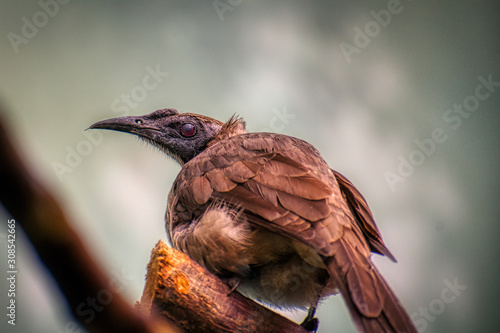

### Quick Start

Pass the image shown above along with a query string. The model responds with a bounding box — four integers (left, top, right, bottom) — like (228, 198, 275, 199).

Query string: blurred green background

(1, 1, 499, 332)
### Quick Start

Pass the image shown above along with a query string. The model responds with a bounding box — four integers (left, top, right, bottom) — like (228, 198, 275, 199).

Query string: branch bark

(137, 240, 308, 333)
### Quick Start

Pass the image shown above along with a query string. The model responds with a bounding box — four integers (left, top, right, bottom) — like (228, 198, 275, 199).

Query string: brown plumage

(90, 108, 417, 333)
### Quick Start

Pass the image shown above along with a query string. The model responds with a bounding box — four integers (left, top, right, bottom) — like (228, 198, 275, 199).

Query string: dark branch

(0, 113, 175, 333)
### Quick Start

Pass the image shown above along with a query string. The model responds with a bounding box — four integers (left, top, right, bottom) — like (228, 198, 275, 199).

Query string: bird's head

(89, 108, 246, 164)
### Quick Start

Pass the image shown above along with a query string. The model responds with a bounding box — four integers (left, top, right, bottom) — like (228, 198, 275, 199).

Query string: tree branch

(137, 240, 308, 333)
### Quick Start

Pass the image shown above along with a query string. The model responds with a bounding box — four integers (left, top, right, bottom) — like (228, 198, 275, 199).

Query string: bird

(90, 108, 417, 333)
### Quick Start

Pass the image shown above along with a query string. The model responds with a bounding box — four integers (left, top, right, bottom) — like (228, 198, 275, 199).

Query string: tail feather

(326, 238, 417, 333)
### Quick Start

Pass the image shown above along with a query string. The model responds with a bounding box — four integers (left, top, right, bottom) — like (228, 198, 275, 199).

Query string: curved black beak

(88, 116, 145, 133)
(88, 109, 179, 135)
(88, 115, 165, 143)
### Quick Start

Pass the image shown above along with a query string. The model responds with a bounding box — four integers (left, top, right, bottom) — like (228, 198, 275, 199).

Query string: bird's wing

(332, 170, 396, 262)
(173, 132, 415, 333)
(175, 132, 378, 258)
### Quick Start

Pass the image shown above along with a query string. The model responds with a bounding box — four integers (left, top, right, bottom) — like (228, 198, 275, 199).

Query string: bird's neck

(207, 116, 247, 147)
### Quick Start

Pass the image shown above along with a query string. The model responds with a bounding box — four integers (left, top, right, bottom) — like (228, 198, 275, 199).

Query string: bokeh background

(1, 1, 499, 332)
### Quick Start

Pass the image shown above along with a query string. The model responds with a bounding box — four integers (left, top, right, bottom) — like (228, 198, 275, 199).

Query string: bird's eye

(180, 123, 196, 137)
(135, 119, 143, 124)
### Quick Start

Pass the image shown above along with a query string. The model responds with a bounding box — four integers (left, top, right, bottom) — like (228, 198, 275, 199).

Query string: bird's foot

(301, 306, 319, 332)
(300, 317, 319, 332)
(222, 277, 241, 295)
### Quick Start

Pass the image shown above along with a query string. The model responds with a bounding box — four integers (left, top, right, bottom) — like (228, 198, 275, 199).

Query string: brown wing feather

(190, 175, 212, 205)
(333, 170, 396, 262)
(205, 169, 238, 192)
(276, 190, 330, 221)
(326, 238, 416, 333)
(260, 154, 309, 177)
(223, 160, 258, 182)
(252, 173, 332, 200)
